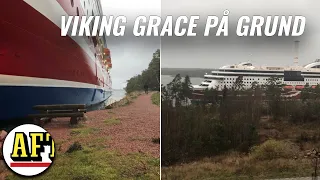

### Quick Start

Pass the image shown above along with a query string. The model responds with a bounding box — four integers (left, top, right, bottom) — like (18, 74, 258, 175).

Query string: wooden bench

(28, 104, 86, 125)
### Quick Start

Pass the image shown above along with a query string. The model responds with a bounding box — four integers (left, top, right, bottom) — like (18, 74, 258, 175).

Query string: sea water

(105, 89, 126, 106)
(161, 75, 204, 86)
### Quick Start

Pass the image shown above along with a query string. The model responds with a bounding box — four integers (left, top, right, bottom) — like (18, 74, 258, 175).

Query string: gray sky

(101, 0, 160, 89)
(161, 0, 320, 68)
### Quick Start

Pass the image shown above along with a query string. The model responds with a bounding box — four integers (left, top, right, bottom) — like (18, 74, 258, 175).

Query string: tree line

(125, 49, 160, 93)
(161, 74, 320, 165)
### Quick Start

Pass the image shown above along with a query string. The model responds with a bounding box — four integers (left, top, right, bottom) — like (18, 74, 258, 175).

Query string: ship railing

(28, 104, 86, 125)
(204, 75, 224, 79)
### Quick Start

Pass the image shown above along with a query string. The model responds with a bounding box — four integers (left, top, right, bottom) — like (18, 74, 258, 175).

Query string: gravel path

(85, 93, 160, 157)
(44, 93, 160, 157)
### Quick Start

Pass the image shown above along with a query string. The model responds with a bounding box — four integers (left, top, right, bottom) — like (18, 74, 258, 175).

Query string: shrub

(151, 92, 160, 106)
(250, 140, 299, 160)
(66, 142, 83, 153)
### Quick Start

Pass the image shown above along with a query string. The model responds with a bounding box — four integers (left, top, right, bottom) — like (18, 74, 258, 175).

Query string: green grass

(84, 137, 111, 148)
(70, 127, 101, 137)
(151, 92, 160, 106)
(104, 118, 121, 125)
(6, 146, 160, 180)
(162, 149, 313, 180)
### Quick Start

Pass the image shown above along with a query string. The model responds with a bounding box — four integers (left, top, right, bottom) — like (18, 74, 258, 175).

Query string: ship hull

(0, 85, 112, 120)
(0, 0, 112, 121)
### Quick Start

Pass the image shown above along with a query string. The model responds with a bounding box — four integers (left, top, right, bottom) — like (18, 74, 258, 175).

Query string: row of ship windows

(201, 83, 318, 88)
(306, 79, 319, 81)
(69, 0, 107, 71)
(204, 80, 319, 85)
(69, 0, 101, 55)
(220, 81, 318, 84)
(225, 78, 270, 81)
(222, 78, 319, 82)
(70, 0, 96, 25)
(72, 0, 99, 17)
(71, 0, 92, 11)
(286, 82, 312, 84)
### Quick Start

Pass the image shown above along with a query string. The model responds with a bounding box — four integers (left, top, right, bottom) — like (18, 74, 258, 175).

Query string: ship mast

(294, 40, 300, 66)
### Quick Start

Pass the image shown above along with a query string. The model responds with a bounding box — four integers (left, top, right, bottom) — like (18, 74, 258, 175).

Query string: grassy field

(3, 125, 159, 180)
(151, 92, 160, 106)
(162, 120, 320, 180)
(6, 146, 159, 180)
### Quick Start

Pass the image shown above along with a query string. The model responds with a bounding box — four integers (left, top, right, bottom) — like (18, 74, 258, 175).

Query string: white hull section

(0, 74, 105, 90)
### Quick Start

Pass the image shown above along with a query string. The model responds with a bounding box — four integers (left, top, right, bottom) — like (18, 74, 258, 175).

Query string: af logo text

(2, 124, 55, 177)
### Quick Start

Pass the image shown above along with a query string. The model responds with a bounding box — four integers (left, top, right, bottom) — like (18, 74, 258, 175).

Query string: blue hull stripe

(0, 86, 112, 121)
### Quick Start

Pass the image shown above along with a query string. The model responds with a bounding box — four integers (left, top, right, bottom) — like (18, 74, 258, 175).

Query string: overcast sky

(101, 0, 160, 89)
(100, 0, 320, 85)
(161, 0, 320, 69)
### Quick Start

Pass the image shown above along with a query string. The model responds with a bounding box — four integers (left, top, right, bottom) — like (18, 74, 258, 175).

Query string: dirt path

(44, 93, 160, 157)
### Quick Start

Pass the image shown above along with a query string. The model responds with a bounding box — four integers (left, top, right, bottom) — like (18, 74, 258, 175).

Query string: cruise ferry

(193, 60, 320, 91)
(0, 0, 112, 121)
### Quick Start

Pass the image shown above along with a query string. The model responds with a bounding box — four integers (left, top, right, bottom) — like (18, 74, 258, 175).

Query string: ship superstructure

(193, 41, 320, 91)
(193, 60, 320, 91)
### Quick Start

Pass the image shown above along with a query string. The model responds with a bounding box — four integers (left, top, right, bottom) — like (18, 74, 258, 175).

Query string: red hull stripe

(10, 162, 51, 167)
(0, 0, 110, 88)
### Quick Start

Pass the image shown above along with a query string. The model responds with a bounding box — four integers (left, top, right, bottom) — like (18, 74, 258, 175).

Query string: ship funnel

(294, 40, 300, 65)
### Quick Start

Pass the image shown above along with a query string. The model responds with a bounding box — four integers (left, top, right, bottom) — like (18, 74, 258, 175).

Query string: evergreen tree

(301, 83, 311, 101)
(265, 77, 282, 119)
(181, 75, 193, 105)
(125, 49, 160, 93)
(167, 74, 183, 107)
(233, 75, 245, 91)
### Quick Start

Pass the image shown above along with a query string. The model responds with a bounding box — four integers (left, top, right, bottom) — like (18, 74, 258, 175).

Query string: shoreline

(106, 91, 144, 108)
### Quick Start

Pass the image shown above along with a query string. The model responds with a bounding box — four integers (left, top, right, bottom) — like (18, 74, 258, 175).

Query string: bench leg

(70, 117, 78, 125)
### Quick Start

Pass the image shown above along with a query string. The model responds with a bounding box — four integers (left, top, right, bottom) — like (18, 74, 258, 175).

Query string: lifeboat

(103, 48, 112, 67)
(312, 85, 317, 89)
(295, 85, 304, 90)
(283, 85, 294, 90)
(104, 48, 110, 56)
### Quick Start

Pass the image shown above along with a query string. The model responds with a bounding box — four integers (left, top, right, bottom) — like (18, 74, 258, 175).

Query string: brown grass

(162, 120, 320, 179)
